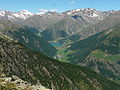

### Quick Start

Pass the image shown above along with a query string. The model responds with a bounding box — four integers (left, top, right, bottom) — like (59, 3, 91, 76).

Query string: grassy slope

(55, 45, 71, 63)
(65, 25, 120, 84)
(53, 34, 81, 63)
(90, 50, 120, 62)
(67, 25, 120, 62)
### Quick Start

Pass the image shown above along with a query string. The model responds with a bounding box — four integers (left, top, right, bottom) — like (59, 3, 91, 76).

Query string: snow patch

(0, 11, 5, 17)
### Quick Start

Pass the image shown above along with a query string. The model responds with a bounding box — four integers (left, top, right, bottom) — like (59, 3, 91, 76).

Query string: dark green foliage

(67, 31, 105, 62)
(0, 19, 57, 57)
(1, 34, 120, 90)
(66, 25, 120, 84)
(69, 34, 81, 41)
(67, 25, 120, 62)
(41, 29, 68, 41)
(9, 27, 57, 57)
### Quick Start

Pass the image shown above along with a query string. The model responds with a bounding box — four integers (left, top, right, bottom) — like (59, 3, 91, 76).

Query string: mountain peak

(0, 11, 6, 16)
(76, 8, 96, 11)
(67, 8, 97, 13)
(11, 10, 33, 20)
(0, 9, 119, 21)
(18, 10, 33, 14)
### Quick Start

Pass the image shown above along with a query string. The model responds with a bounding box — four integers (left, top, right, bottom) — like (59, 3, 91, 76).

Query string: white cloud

(50, 9, 59, 12)
(38, 9, 59, 14)
(39, 9, 49, 13)
(69, 0, 76, 4)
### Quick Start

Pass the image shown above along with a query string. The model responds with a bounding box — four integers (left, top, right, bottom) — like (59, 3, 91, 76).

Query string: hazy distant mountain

(0, 8, 117, 22)
(78, 11, 120, 39)
(23, 12, 64, 31)
(1, 33, 120, 90)
(41, 16, 88, 41)
(0, 8, 119, 41)
(63, 8, 116, 22)
(29, 8, 120, 40)
(0, 10, 34, 23)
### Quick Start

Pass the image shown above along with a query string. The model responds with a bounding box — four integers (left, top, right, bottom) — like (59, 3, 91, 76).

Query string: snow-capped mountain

(12, 10, 34, 19)
(0, 10, 63, 21)
(63, 8, 116, 20)
(0, 8, 119, 22)
(0, 10, 34, 20)
(0, 11, 6, 16)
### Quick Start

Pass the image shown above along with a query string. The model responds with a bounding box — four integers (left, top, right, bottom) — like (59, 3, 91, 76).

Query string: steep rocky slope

(23, 12, 64, 31)
(41, 16, 88, 41)
(1, 9, 120, 42)
(78, 11, 120, 39)
(0, 19, 57, 57)
(0, 74, 51, 90)
(0, 34, 120, 90)
(23, 9, 120, 41)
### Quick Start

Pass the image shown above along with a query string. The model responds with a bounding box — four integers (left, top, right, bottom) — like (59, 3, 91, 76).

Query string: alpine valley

(0, 8, 120, 90)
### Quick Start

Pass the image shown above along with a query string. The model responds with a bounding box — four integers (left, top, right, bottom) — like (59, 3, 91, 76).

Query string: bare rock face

(0, 75, 51, 90)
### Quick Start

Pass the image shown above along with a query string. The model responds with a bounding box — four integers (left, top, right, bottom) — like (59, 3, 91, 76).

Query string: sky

(0, 0, 120, 13)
